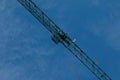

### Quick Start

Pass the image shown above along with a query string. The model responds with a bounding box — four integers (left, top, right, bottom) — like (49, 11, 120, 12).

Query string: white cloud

(90, 17, 120, 51)
(89, 23, 120, 52)
(0, 0, 6, 11)
(91, 0, 100, 6)
(0, 0, 58, 80)
(83, 0, 120, 52)
(105, 22, 120, 51)
(35, 0, 58, 10)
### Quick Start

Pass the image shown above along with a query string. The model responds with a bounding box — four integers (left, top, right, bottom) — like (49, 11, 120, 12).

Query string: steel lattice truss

(18, 0, 112, 80)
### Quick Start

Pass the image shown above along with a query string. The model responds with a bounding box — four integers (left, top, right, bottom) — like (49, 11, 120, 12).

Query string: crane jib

(18, 0, 112, 80)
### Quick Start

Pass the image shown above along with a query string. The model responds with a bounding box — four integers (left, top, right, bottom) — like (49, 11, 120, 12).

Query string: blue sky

(0, 0, 120, 80)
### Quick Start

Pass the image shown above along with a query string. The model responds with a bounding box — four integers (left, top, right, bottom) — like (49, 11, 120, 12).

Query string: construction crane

(18, 0, 112, 80)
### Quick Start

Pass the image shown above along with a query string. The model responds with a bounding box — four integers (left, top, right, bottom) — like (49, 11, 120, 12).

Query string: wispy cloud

(36, 0, 58, 10)
(0, 0, 58, 80)
(90, 0, 100, 6)
(87, 0, 120, 51)
(106, 22, 120, 51)
(0, 0, 6, 11)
